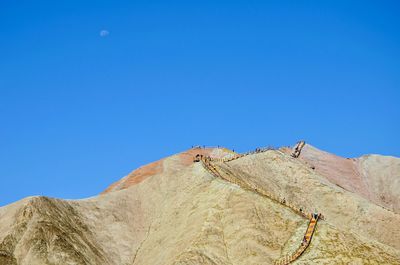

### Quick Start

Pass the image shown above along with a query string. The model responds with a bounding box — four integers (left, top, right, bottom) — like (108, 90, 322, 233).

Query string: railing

(193, 146, 276, 163)
(200, 157, 312, 218)
(291, 141, 305, 158)
(274, 214, 320, 265)
(199, 152, 321, 265)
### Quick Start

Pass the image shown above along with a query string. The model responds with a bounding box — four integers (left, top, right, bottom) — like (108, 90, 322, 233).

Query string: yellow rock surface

(0, 146, 399, 264)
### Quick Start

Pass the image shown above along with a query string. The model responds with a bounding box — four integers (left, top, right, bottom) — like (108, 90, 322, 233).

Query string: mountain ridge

(1, 142, 399, 264)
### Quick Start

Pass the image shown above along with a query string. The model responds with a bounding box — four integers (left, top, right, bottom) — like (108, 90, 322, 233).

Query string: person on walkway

(302, 236, 307, 245)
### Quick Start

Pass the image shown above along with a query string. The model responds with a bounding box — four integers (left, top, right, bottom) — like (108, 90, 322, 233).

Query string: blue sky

(0, 1, 399, 206)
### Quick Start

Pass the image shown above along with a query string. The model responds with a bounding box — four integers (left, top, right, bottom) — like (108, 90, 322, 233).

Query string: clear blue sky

(1, 1, 399, 206)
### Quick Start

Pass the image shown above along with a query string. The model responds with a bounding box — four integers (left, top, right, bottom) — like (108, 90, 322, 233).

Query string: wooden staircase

(198, 150, 321, 265)
(274, 214, 320, 265)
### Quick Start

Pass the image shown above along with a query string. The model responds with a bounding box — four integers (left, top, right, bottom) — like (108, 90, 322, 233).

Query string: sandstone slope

(0, 144, 399, 265)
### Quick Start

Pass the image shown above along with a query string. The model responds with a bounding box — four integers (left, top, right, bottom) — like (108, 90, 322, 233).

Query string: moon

(100, 30, 109, 37)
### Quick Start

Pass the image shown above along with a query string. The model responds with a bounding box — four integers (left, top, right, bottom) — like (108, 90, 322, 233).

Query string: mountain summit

(1, 142, 399, 265)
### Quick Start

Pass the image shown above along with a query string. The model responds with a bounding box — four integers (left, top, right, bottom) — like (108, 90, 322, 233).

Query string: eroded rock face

(297, 144, 400, 213)
(0, 197, 110, 265)
(102, 147, 235, 194)
(0, 145, 399, 265)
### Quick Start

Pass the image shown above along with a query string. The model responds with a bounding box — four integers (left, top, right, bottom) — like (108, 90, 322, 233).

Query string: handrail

(200, 157, 312, 218)
(274, 214, 320, 265)
(193, 146, 276, 163)
(291, 141, 305, 158)
(199, 154, 321, 265)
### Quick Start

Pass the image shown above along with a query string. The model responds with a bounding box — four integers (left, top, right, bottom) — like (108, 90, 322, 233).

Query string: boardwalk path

(198, 149, 320, 265)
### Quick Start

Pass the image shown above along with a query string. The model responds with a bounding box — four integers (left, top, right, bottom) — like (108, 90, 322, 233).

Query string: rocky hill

(0, 143, 399, 265)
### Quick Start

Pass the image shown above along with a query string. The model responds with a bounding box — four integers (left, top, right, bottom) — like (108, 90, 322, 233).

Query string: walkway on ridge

(197, 148, 320, 265)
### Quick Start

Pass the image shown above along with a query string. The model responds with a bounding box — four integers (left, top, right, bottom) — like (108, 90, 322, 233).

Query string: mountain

(0, 143, 399, 265)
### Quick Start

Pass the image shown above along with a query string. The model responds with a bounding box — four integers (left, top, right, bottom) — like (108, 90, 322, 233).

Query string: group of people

(193, 154, 216, 163)
(193, 154, 204, 162)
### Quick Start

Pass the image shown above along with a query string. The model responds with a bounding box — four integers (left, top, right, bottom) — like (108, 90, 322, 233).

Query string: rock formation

(0, 143, 399, 264)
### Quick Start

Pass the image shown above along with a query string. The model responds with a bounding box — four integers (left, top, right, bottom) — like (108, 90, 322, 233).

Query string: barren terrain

(1, 144, 399, 264)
